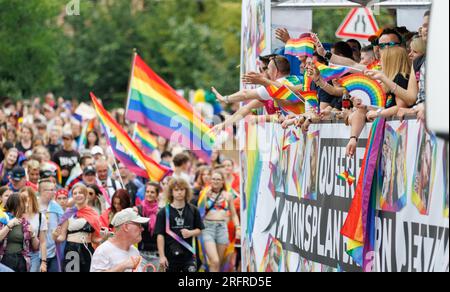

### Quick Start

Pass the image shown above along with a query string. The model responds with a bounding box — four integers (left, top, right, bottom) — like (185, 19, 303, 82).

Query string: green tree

(0, 0, 64, 99)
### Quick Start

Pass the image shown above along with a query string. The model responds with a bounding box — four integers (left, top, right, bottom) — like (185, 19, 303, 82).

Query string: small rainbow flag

(340, 74, 386, 108)
(303, 71, 313, 92)
(367, 60, 382, 71)
(283, 130, 300, 150)
(301, 91, 319, 113)
(337, 170, 356, 186)
(133, 124, 157, 155)
(266, 84, 306, 115)
(285, 36, 315, 58)
(91, 93, 172, 182)
(314, 60, 350, 82)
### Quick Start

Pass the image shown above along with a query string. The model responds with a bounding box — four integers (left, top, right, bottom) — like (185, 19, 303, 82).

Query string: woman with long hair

(198, 170, 240, 272)
(20, 187, 48, 272)
(0, 193, 39, 272)
(192, 166, 211, 205)
(16, 124, 34, 154)
(86, 184, 106, 215)
(84, 130, 99, 151)
(0, 148, 20, 186)
(53, 183, 101, 272)
(99, 189, 131, 231)
(347, 34, 411, 157)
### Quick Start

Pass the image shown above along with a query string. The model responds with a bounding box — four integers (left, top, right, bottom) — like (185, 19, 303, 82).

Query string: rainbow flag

(266, 84, 303, 103)
(314, 60, 351, 82)
(285, 37, 315, 58)
(337, 170, 356, 186)
(341, 118, 385, 271)
(133, 124, 157, 156)
(125, 54, 214, 162)
(303, 71, 313, 92)
(301, 91, 319, 112)
(91, 93, 172, 182)
(266, 84, 305, 115)
(367, 60, 382, 71)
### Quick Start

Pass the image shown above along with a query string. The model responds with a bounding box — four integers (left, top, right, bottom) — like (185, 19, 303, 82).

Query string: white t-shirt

(28, 213, 48, 236)
(90, 240, 140, 272)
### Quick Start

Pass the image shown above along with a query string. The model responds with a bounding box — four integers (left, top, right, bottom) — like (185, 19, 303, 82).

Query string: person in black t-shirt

(52, 130, 79, 186)
(155, 178, 204, 272)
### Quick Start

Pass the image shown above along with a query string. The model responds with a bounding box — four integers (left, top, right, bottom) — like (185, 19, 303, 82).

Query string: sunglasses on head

(378, 41, 401, 50)
(269, 56, 282, 72)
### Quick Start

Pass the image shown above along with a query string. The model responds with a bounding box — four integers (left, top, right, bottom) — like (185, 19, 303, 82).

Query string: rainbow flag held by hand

(133, 124, 158, 156)
(285, 37, 315, 58)
(126, 54, 214, 162)
(367, 60, 382, 71)
(314, 61, 351, 82)
(300, 91, 319, 113)
(266, 84, 305, 115)
(91, 93, 172, 182)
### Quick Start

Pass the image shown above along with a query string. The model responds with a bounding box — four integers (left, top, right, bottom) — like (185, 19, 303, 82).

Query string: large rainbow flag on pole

(91, 93, 172, 182)
(125, 54, 214, 162)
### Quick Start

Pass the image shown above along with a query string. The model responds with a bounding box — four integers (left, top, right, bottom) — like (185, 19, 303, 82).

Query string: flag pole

(125, 48, 138, 120)
(108, 145, 126, 188)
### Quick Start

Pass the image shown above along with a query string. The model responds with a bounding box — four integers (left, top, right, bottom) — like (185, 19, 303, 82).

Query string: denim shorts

(202, 220, 230, 245)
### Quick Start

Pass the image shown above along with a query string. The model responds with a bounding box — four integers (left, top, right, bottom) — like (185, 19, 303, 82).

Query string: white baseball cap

(110, 208, 149, 228)
(91, 146, 104, 156)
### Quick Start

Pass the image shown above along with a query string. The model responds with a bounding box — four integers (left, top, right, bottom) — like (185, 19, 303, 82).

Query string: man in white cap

(91, 146, 105, 161)
(90, 208, 148, 272)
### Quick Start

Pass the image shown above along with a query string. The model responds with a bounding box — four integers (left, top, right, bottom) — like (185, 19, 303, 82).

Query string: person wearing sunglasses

(366, 11, 431, 122)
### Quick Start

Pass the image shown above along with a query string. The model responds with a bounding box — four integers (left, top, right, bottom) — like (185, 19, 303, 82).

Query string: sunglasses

(270, 56, 282, 72)
(378, 42, 401, 50)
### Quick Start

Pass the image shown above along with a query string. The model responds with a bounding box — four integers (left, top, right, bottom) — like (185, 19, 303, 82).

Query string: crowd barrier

(239, 118, 449, 272)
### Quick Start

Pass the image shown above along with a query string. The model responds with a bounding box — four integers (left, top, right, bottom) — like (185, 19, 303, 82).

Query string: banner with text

(240, 120, 449, 272)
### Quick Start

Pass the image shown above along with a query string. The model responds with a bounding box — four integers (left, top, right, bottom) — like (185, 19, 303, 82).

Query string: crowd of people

(0, 10, 431, 273)
(212, 11, 430, 158)
(0, 91, 242, 272)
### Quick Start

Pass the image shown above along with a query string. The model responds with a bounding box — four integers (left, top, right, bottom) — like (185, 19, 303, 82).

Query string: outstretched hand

(311, 33, 326, 57)
(211, 87, 226, 103)
(275, 28, 291, 43)
(242, 72, 266, 86)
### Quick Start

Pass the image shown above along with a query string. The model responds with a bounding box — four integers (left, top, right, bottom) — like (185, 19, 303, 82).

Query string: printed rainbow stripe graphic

(126, 54, 214, 162)
(133, 124, 158, 155)
(245, 120, 262, 244)
(314, 60, 351, 81)
(285, 36, 315, 58)
(339, 74, 386, 108)
(283, 130, 300, 150)
(91, 93, 171, 182)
